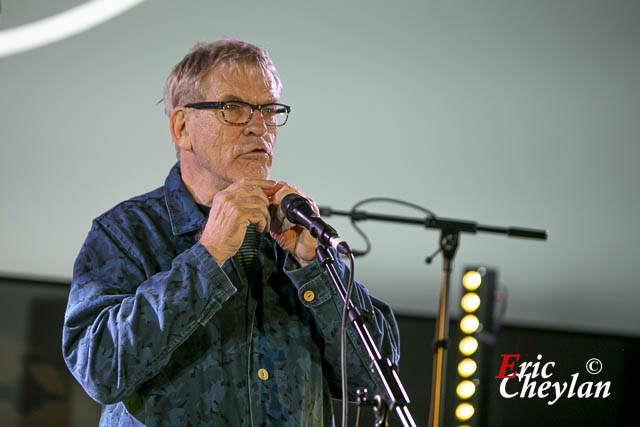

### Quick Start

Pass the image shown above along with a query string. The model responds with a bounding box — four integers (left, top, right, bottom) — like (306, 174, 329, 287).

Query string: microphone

(280, 194, 352, 255)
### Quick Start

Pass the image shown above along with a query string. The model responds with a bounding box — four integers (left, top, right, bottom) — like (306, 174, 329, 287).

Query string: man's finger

(271, 184, 318, 215)
(262, 181, 285, 198)
(234, 195, 270, 210)
(241, 208, 270, 233)
(270, 182, 300, 204)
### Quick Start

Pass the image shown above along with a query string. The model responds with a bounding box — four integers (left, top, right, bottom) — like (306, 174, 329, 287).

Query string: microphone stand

(315, 244, 417, 427)
(319, 206, 547, 427)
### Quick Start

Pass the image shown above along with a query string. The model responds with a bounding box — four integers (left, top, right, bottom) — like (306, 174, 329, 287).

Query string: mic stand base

(356, 387, 389, 427)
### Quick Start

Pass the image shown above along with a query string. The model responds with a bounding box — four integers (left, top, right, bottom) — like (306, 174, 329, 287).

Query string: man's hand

(199, 179, 274, 265)
(267, 182, 319, 267)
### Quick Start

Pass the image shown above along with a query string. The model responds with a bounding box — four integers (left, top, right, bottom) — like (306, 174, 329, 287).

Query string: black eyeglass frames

(184, 101, 291, 127)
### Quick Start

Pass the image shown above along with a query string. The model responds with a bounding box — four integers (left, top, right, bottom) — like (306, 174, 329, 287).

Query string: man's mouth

(240, 148, 270, 159)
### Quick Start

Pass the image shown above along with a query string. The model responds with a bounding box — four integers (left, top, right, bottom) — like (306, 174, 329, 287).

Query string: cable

(340, 250, 356, 427)
(349, 197, 435, 257)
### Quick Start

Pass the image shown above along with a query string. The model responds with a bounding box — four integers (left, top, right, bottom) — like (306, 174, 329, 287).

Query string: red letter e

(496, 354, 520, 378)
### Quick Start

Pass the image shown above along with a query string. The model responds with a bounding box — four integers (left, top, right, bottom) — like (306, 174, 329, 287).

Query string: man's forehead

(201, 62, 279, 102)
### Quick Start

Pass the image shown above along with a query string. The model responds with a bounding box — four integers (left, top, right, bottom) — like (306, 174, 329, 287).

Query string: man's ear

(170, 107, 191, 151)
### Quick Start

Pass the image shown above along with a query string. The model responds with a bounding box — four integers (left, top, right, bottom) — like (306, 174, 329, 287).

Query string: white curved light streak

(0, 0, 146, 58)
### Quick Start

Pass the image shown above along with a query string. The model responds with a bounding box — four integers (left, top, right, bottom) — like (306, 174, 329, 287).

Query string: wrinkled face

(184, 63, 279, 189)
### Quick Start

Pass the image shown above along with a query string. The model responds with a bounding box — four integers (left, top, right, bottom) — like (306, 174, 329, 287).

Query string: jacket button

(258, 368, 269, 381)
(303, 290, 315, 302)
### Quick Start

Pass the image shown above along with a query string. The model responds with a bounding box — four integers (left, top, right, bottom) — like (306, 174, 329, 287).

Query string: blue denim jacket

(62, 163, 400, 426)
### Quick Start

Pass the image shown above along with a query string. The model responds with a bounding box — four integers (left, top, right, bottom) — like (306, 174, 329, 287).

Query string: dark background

(1, 276, 637, 427)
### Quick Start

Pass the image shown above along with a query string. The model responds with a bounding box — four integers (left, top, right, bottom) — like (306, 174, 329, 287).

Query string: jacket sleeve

(62, 219, 237, 405)
(283, 250, 400, 400)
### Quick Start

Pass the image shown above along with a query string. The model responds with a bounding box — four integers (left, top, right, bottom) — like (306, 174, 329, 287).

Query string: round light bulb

(456, 380, 476, 399)
(461, 293, 481, 313)
(455, 402, 475, 421)
(460, 314, 480, 334)
(459, 336, 478, 356)
(458, 358, 477, 378)
(462, 270, 482, 291)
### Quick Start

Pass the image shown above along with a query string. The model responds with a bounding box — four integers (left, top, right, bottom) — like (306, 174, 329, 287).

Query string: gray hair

(162, 39, 282, 117)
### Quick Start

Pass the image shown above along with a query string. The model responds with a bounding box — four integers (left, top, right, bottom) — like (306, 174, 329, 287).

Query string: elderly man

(62, 39, 399, 426)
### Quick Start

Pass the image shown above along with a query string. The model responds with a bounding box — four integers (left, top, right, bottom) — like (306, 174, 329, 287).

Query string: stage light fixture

(454, 266, 498, 426)
(462, 270, 482, 291)
(460, 314, 480, 334)
(457, 358, 477, 378)
(459, 336, 478, 356)
(461, 293, 481, 313)
(455, 402, 475, 421)
(456, 380, 476, 400)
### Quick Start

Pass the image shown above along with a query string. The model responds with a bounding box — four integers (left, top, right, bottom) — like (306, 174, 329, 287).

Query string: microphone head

(280, 194, 344, 246)
(280, 193, 316, 225)
(280, 193, 304, 215)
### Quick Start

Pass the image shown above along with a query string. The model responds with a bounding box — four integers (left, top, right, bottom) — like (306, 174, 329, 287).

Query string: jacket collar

(163, 162, 206, 236)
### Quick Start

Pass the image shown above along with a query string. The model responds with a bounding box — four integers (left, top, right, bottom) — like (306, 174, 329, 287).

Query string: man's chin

(237, 167, 271, 182)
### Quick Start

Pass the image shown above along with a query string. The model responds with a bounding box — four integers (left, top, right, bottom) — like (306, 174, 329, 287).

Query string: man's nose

(244, 109, 268, 136)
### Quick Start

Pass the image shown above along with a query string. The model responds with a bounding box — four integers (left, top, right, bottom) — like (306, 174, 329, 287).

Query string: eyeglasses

(184, 101, 291, 127)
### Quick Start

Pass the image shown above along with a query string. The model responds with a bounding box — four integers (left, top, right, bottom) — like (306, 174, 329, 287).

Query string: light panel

(456, 380, 476, 399)
(457, 358, 477, 378)
(460, 314, 480, 334)
(461, 293, 481, 312)
(462, 270, 482, 291)
(455, 402, 475, 421)
(459, 336, 478, 356)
